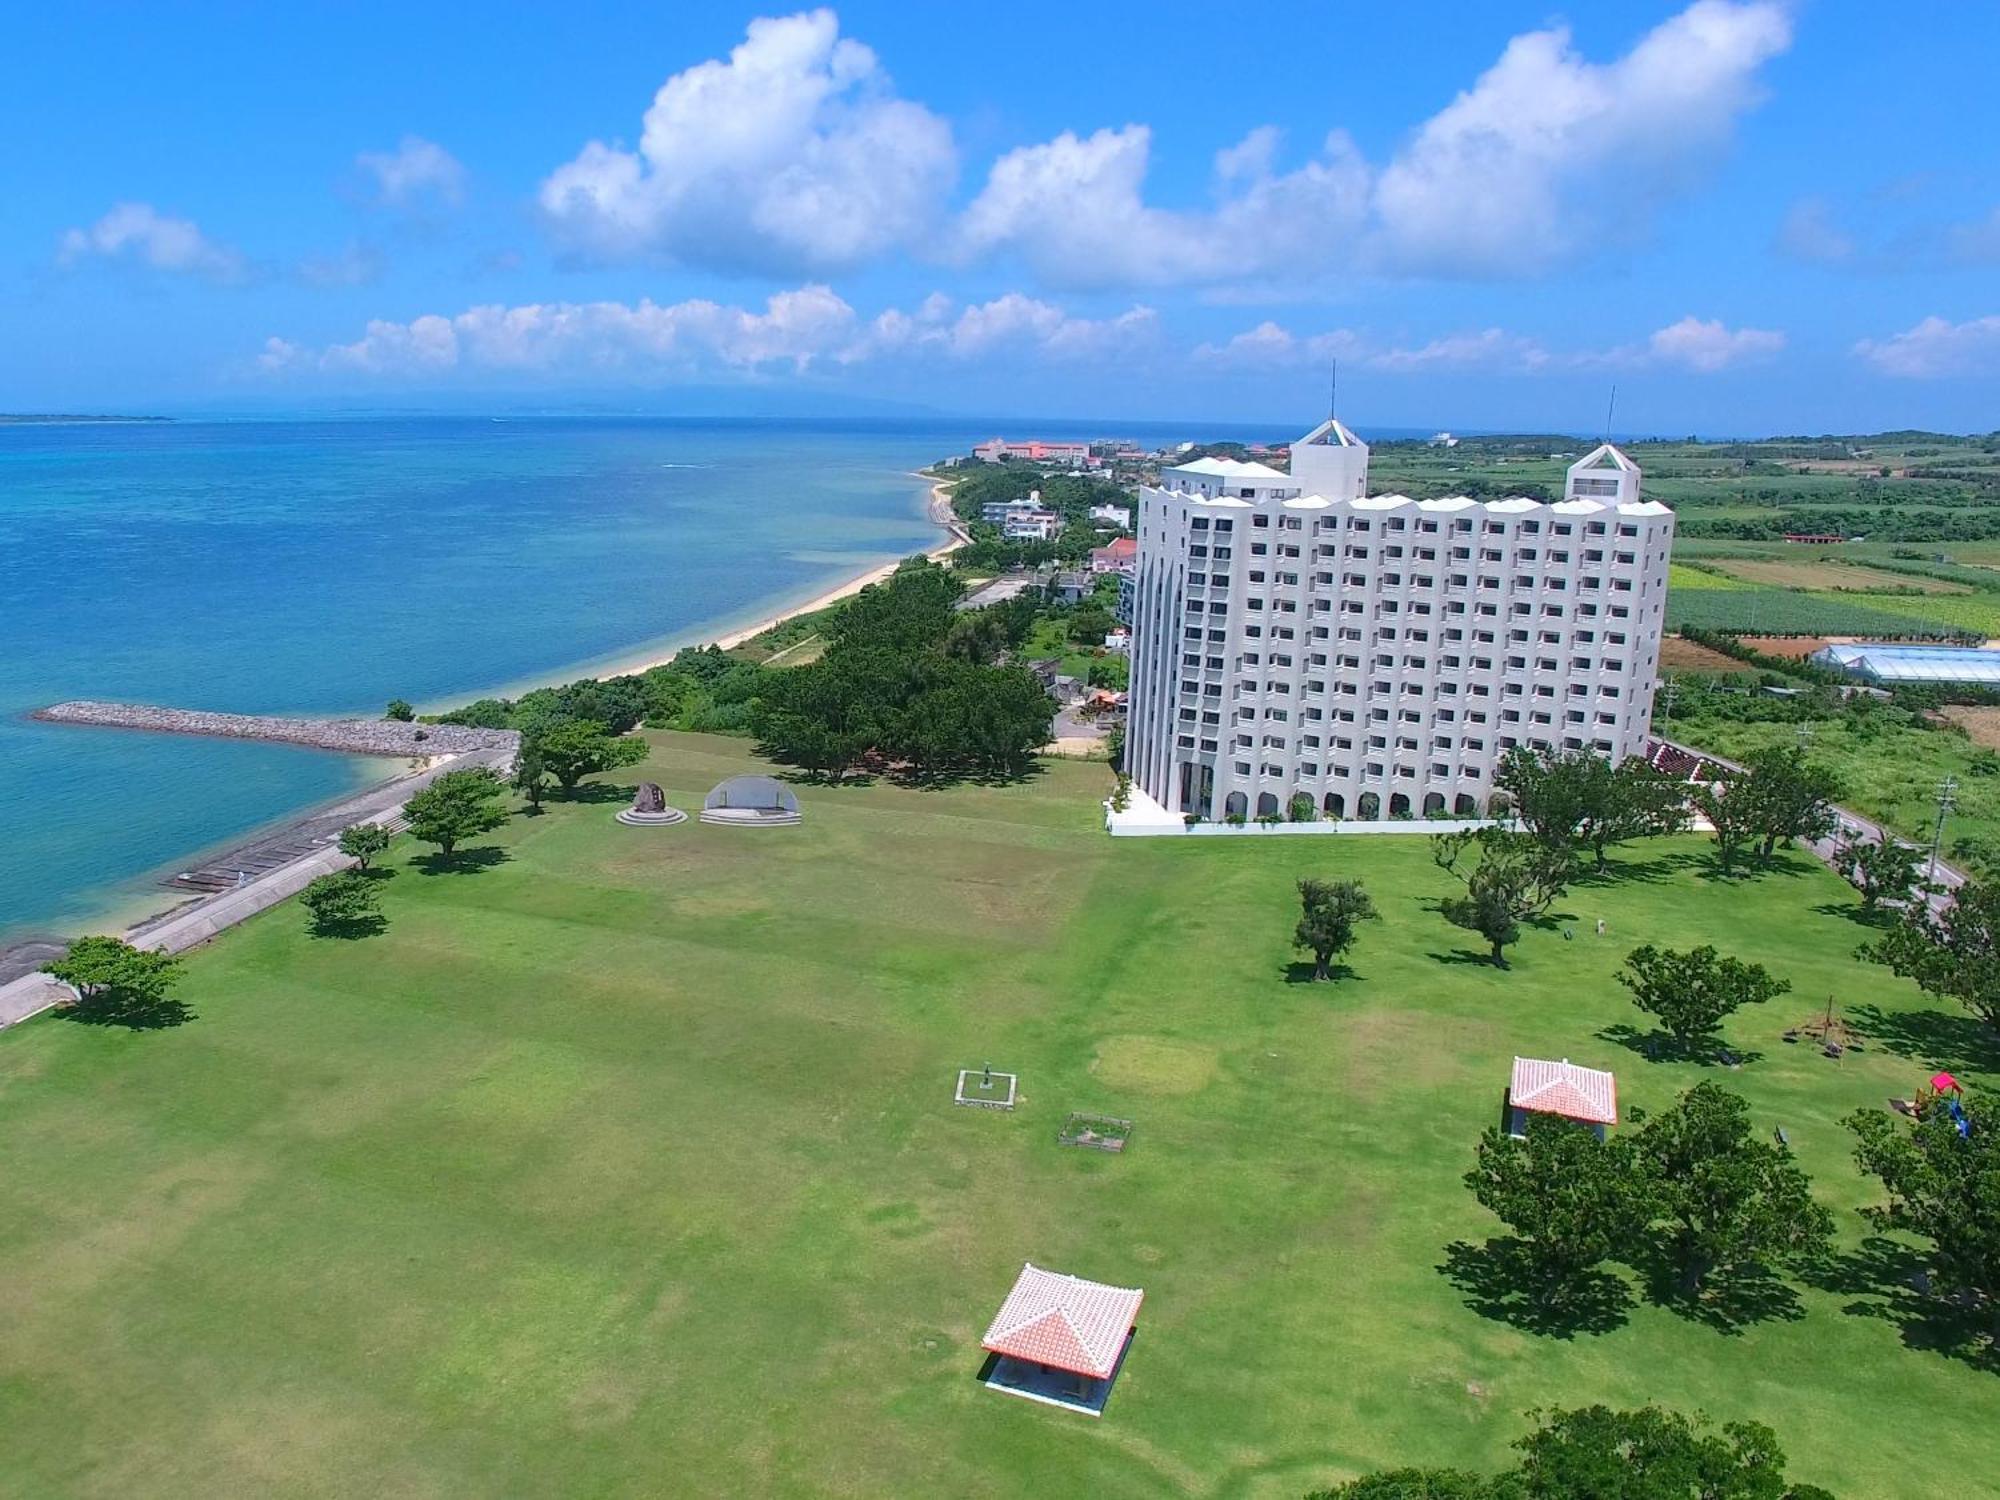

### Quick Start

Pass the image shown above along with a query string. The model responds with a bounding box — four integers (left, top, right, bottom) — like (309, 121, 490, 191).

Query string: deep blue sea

(1, 413, 1299, 941)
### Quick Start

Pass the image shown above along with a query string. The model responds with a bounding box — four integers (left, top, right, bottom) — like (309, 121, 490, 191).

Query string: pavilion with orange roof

(1507, 1056, 1618, 1140)
(979, 1263, 1143, 1415)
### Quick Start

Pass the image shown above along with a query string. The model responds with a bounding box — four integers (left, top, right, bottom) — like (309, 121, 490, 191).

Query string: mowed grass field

(2, 733, 1997, 1497)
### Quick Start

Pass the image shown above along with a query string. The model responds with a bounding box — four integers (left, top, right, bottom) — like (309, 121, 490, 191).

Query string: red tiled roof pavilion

(981, 1264, 1144, 1380)
(1510, 1056, 1618, 1126)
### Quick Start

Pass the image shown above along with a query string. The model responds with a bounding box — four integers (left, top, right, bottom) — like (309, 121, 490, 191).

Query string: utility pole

(1659, 677, 1679, 727)
(1930, 775, 1958, 881)
(1795, 721, 1815, 752)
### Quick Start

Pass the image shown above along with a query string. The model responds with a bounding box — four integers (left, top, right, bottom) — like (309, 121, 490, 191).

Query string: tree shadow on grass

(1597, 1021, 1764, 1068)
(1427, 948, 1502, 968)
(1571, 849, 1710, 888)
(1807, 1234, 2000, 1373)
(1282, 960, 1359, 985)
(62, 991, 195, 1030)
(1810, 899, 1900, 931)
(1846, 1003, 2000, 1079)
(1439, 1238, 1631, 1338)
(561, 782, 640, 806)
(1625, 1244, 1805, 1334)
(308, 914, 387, 940)
(412, 846, 512, 876)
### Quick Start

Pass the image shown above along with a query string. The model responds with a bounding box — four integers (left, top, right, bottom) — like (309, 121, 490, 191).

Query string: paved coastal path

(1, 707, 519, 1029)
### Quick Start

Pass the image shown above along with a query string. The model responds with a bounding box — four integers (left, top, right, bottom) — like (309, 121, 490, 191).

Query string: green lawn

(1, 733, 1996, 1496)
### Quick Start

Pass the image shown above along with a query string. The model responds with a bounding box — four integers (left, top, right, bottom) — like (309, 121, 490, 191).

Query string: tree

(1496, 749, 1688, 874)
(749, 650, 895, 782)
(42, 935, 188, 1027)
(384, 699, 415, 722)
(1307, 1472, 1491, 1500)
(402, 767, 510, 857)
(512, 743, 552, 810)
(1833, 832, 1926, 913)
(44, 935, 181, 1005)
(529, 718, 649, 796)
(1311, 1405, 1832, 1498)
(1848, 1100, 1999, 1347)
(1628, 1083, 1833, 1296)
(337, 822, 392, 870)
(1507, 1404, 1835, 1500)
(1614, 945, 1790, 1059)
(1690, 775, 1758, 874)
(1433, 829, 1570, 968)
(1864, 876, 2000, 1031)
(1704, 748, 1840, 864)
(1294, 878, 1378, 980)
(1465, 1116, 1647, 1300)
(299, 869, 383, 936)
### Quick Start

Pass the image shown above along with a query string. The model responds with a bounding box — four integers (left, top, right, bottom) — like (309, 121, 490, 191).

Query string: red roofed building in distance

(972, 437, 1094, 467)
(981, 1263, 1143, 1412)
(1507, 1056, 1618, 1139)
(1090, 536, 1137, 574)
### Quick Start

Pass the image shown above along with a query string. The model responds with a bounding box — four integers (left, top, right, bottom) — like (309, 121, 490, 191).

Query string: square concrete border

(954, 1069, 1018, 1110)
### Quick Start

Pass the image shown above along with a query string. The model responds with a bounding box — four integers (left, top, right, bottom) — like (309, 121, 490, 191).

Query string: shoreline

(469, 473, 964, 695)
(4, 469, 964, 955)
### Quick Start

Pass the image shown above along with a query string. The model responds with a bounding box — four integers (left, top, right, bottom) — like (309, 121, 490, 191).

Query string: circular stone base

(615, 807, 689, 827)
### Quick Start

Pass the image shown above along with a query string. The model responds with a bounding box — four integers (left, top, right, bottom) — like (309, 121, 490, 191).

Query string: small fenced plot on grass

(1058, 1112, 1132, 1152)
(954, 1067, 1017, 1110)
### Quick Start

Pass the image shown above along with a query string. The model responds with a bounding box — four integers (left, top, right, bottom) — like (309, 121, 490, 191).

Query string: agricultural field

(1704, 557, 1971, 594)
(1662, 587, 1961, 639)
(1, 734, 1996, 1497)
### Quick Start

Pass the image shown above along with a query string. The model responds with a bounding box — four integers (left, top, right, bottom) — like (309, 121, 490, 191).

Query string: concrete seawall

(2, 706, 524, 1031)
(34, 700, 518, 758)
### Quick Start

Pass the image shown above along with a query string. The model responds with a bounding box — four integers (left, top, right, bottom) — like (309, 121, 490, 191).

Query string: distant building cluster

(1123, 418, 1673, 823)
(973, 437, 1095, 467)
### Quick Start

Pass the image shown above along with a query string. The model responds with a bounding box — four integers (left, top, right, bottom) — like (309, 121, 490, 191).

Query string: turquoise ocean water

(0, 416, 980, 941)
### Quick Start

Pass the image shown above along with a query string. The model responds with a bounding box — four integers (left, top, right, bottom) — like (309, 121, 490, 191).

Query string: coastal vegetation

(400, 765, 510, 858)
(5, 734, 1994, 1494)
(336, 822, 391, 870)
(299, 869, 385, 938)
(1312, 1402, 1835, 1498)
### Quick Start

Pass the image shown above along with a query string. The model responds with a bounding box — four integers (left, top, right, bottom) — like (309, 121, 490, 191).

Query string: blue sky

(6, 0, 1997, 434)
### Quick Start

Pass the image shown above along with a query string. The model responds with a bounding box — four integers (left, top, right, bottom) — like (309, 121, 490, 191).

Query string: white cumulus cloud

(957, 0, 1790, 288)
(1855, 315, 2000, 379)
(357, 136, 468, 209)
(57, 202, 246, 281)
(258, 286, 1153, 380)
(1200, 314, 1783, 375)
(1647, 315, 1784, 371)
(539, 9, 955, 275)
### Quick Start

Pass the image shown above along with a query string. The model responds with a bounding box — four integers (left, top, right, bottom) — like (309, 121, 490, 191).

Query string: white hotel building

(1123, 420, 1673, 822)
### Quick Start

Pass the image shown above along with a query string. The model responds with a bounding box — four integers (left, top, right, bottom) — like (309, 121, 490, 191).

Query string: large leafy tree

(402, 767, 510, 857)
(528, 718, 649, 796)
(1507, 1404, 1835, 1500)
(1614, 945, 1790, 1060)
(1832, 833, 1927, 914)
(1628, 1083, 1833, 1296)
(1497, 748, 1688, 874)
(1294, 878, 1378, 981)
(1692, 748, 1840, 873)
(1310, 1404, 1832, 1498)
(1864, 877, 2000, 1031)
(336, 822, 392, 870)
(1465, 1116, 1647, 1299)
(1433, 829, 1570, 968)
(299, 869, 383, 937)
(1848, 1100, 2000, 1346)
(44, 935, 181, 1005)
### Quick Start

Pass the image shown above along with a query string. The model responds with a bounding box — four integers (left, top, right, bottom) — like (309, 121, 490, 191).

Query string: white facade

(1125, 423, 1673, 821)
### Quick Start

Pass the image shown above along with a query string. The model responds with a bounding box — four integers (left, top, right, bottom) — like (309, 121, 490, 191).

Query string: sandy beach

(572, 476, 965, 680)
